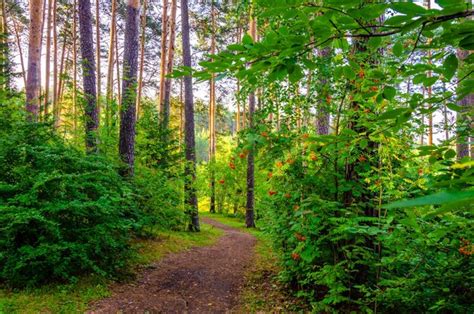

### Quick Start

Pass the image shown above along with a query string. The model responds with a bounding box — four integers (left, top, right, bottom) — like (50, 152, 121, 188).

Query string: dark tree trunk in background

(245, 9, 256, 228)
(456, 49, 473, 160)
(317, 47, 331, 135)
(78, 0, 99, 152)
(26, 0, 44, 121)
(95, 0, 101, 118)
(181, 0, 200, 232)
(119, 0, 140, 177)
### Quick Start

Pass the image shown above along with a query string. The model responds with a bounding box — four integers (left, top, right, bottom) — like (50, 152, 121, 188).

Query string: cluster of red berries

(459, 238, 473, 256)
(295, 233, 306, 242)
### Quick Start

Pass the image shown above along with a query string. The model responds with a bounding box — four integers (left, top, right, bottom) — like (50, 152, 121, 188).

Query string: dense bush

(253, 128, 473, 312)
(0, 119, 136, 287)
(133, 167, 186, 232)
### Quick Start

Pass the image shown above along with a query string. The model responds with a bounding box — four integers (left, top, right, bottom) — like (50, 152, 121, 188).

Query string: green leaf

(242, 34, 253, 45)
(392, 41, 404, 57)
(378, 108, 408, 120)
(459, 35, 474, 50)
(227, 44, 246, 51)
(385, 15, 412, 26)
(446, 102, 462, 112)
(382, 86, 396, 100)
(289, 65, 304, 83)
(413, 74, 426, 84)
(436, 0, 467, 9)
(442, 53, 458, 81)
(423, 76, 438, 87)
(268, 64, 287, 82)
(384, 190, 474, 209)
(391, 3, 427, 15)
(368, 37, 382, 49)
(343, 66, 356, 80)
(444, 149, 456, 159)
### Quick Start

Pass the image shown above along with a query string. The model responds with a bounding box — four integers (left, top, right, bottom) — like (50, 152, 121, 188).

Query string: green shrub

(0, 122, 135, 287)
(133, 167, 186, 232)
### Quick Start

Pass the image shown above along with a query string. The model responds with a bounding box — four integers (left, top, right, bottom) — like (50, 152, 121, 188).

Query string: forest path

(89, 218, 256, 313)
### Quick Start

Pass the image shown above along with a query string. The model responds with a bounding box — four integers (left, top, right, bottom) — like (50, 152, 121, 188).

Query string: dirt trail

(89, 217, 256, 313)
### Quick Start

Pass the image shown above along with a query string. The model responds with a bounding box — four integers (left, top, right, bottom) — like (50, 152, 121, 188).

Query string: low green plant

(0, 116, 135, 287)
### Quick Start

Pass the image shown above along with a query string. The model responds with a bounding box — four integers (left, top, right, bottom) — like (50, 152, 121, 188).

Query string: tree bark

(162, 0, 177, 130)
(73, 0, 78, 132)
(456, 49, 473, 159)
(57, 35, 67, 102)
(115, 34, 121, 105)
(52, 0, 58, 123)
(0, 0, 10, 90)
(119, 0, 140, 177)
(316, 47, 331, 135)
(78, 0, 99, 152)
(209, 0, 216, 213)
(95, 0, 101, 119)
(181, 0, 200, 231)
(26, 0, 44, 121)
(12, 18, 27, 89)
(44, 0, 53, 116)
(105, 0, 117, 128)
(158, 0, 168, 114)
(136, 0, 147, 118)
(245, 6, 256, 228)
(55, 32, 67, 126)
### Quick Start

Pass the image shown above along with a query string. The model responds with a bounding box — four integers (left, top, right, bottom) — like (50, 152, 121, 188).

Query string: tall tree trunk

(38, 0, 47, 116)
(12, 18, 27, 89)
(73, 0, 78, 132)
(0, 0, 10, 89)
(235, 26, 241, 133)
(26, 0, 44, 121)
(78, 0, 99, 152)
(443, 82, 449, 141)
(245, 6, 256, 228)
(181, 0, 200, 232)
(106, 0, 117, 129)
(317, 47, 331, 135)
(95, 0, 101, 118)
(52, 0, 58, 123)
(456, 49, 473, 159)
(136, 0, 147, 118)
(423, 0, 433, 145)
(179, 77, 183, 144)
(55, 33, 67, 126)
(119, 0, 140, 177)
(57, 35, 67, 102)
(158, 0, 168, 114)
(162, 0, 177, 130)
(44, 0, 53, 116)
(115, 34, 121, 105)
(209, 0, 217, 213)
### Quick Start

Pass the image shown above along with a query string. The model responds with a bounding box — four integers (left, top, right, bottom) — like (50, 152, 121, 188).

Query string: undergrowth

(0, 224, 222, 313)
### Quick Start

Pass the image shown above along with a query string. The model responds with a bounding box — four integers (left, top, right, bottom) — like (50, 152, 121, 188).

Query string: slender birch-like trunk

(26, 0, 44, 121)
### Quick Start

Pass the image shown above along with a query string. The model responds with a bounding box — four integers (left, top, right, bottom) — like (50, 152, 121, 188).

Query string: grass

(0, 224, 223, 314)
